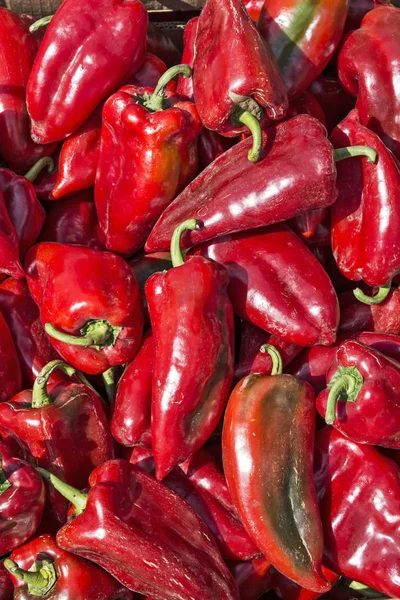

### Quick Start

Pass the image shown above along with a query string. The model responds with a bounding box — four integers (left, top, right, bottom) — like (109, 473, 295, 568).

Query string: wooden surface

(4, 0, 204, 16)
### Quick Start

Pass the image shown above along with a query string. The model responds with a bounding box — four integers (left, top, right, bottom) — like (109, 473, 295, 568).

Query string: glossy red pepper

(195, 224, 339, 346)
(258, 0, 349, 99)
(95, 68, 201, 256)
(145, 115, 373, 253)
(0, 188, 25, 279)
(0, 562, 12, 600)
(34, 170, 58, 202)
(0, 310, 22, 402)
(48, 459, 240, 599)
(0, 9, 54, 174)
(176, 17, 198, 100)
(243, 0, 265, 21)
(146, 220, 234, 480)
(0, 360, 114, 526)
(5, 534, 133, 599)
(339, 287, 400, 335)
(0, 440, 45, 555)
(338, 6, 400, 161)
(228, 558, 272, 600)
(193, 0, 288, 161)
(309, 75, 356, 134)
(25, 242, 144, 375)
(272, 567, 339, 600)
(223, 370, 329, 592)
(314, 426, 400, 597)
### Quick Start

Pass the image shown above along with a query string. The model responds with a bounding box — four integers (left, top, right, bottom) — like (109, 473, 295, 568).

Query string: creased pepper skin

(193, 0, 288, 136)
(195, 224, 339, 347)
(146, 256, 234, 480)
(338, 6, 400, 161)
(9, 535, 133, 599)
(95, 86, 201, 256)
(57, 459, 240, 600)
(258, 0, 349, 99)
(331, 109, 400, 287)
(223, 374, 329, 593)
(25, 242, 144, 375)
(314, 427, 400, 597)
(0, 311, 22, 402)
(27, 0, 148, 144)
(145, 115, 337, 252)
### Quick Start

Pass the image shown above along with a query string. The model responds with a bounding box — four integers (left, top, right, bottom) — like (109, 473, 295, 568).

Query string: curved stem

(24, 157, 54, 183)
(32, 360, 76, 409)
(237, 110, 262, 162)
(36, 468, 87, 515)
(170, 219, 200, 267)
(353, 283, 392, 305)
(334, 146, 377, 164)
(0, 456, 11, 495)
(45, 320, 121, 348)
(260, 344, 283, 375)
(4, 558, 56, 596)
(29, 15, 53, 33)
(102, 367, 119, 403)
(144, 64, 192, 112)
(325, 367, 363, 425)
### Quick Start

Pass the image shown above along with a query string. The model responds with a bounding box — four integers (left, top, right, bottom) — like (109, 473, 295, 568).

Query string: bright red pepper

(195, 224, 339, 346)
(309, 75, 356, 134)
(48, 459, 240, 599)
(0, 359, 114, 526)
(338, 6, 400, 162)
(0, 310, 22, 403)
(27, 0, 148, 144)
(25, 242, 144, 375)
(228, 558, 272, 600)
(0, 562, 12, 600)
(5, 534, 133, 599)
(146, 220, 234, 480)
(0, 440, 45, 555)
(243, 0, 265, 21)
(272, 567, 340, 600)
(339, 288, 400, 335)
(176, 17, 198, 100)
(223, 371, 329, 592)
(95, 69, 201, 256)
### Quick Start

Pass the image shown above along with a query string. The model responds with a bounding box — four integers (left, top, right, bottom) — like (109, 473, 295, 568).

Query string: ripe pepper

(193, 0, 288, 162)
(125, 52, 170, 89)
(25, 242, 144, 375)
(345, 0, 391, 29)
(145, 220, 234, 480)
(176, 17, 198, 100)
(27, 0, 148, 144)
(223, 362, 329, 592)
(331, 109, 400, 304)
(0, 562, 12, 600)
(339, 287, 400, 335)
(314, 426, 400, 597)
(0, 9, 55, 174)
(5, 534, 133, 599)
(228, 558, 272, 600)
(243, 0, 265, 21)
(272, 567, 340, 600)
(0, 359, 114, 525)
(195, 224, 339, 347)
(257, 0, 349, 99)
(285, 92, 326, 127)
(43, 459, 240, 599)
(129, 252, 172, 321)
(0, 440, 45, 555)
(0, 310, 22, 402)
(338, 6, 400, 161)
(145, 115, 375, 253)
(0, 189, 25, 279)
(199, 129, 236, 169)
(310, 76, 356, 134)
(95, 67, 201, 256)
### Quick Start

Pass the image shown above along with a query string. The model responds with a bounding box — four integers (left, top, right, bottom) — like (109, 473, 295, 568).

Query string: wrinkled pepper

(339, 287, 400, 335)
(25, 242, 144, 375)
(0, 310, 22, 402)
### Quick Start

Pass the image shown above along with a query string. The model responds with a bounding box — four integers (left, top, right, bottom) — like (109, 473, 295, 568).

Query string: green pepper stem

(144, 64, 192, 112)
(4, 558, 57, 596)
(325, 367, 363, 425)
(334, 146, 377, 164)
(0, 456, 11, 496)
(353, 283, 392, 305)
(36, 468, 87, 515)
(24, 157, 54, 183)
(237, 110, 263, 162)
(347, 581, 386, 598)
(45, 319, 121, 348)
(260, 344, 283, 375)
(32, 360, 76, 408)
(170, 219, 200, 267)
(102, 367, 119, 403)
(29, 15, 53, 33)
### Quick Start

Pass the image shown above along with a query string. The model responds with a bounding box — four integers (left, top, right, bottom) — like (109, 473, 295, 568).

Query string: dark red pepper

(345, 0, 391, 29)
(0, 310, 22, 402)
(309, 75, 356, 134)
(129, 252, 172, 321)
(125, 52, 170, 89)
(198, 129, 236, 169)
(0, 188, 25, 279)
(285, 92, 326, 126)
(271, 567, 339, 600)
(339, 287, 400, 335)
(0, 561, 12, 600)
(228, 557, 272, 600)
(176, 17, 198, 100)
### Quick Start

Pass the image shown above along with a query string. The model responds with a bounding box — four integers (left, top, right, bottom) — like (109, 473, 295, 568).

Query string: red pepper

(125, 52, 170, 88)
(25, 242, 144, 375)
(111, 331, 153, 448)
(95, 67, 201, 256)
(339, 287, 400, 335)
(193, 0, 288, 162)
(0, 440, 45, 555)
(0, 359, 114, 526)
(331, 109, 400, 304)
(146, 220, 234, 480)
(0, 9, 55, 174)
(258, 0, 349, 99)
(34, 170, 58, 202)
(0, 561, 12, 600)
(0, 188, 24, 279)
(290, 208, 329, 242)
(47, 460, 240, 599)
(309, 76, 356, 134)
(228, 557, 272, 600)
(272, 567, 340, 600)
(338, 6, 400, 161)
(5, 534, 133, 599)
(176, 17, 198, 100)
(195, 224, 339, 346)
(243, 0, 265, 21)
(223, 367, 329, 592)
(39, 192, 105, 250)
(145, 115, 375, 253)
(199, 129, 236, 169)
(314, 426, 400, 597)
(0, 311, 22, 403)
(345, 0, 391, 29)
(285, 92, 326, 127)
(27, 0, 148, 144)
(129, 251, 172, 321)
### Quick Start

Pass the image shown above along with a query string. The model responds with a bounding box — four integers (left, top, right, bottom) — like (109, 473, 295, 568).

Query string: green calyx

(353, 283, 392, 305)
(4, 558, 57, 597)
(170, 219, 200, 267)
(45, 319, 122, 350)
(260, 344, 283, 375)
(325, 365, 364, 425)
(143, 64, 192, 112)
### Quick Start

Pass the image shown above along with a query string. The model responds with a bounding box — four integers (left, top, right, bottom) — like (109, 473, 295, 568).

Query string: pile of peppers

(1, 0, 400, 597)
